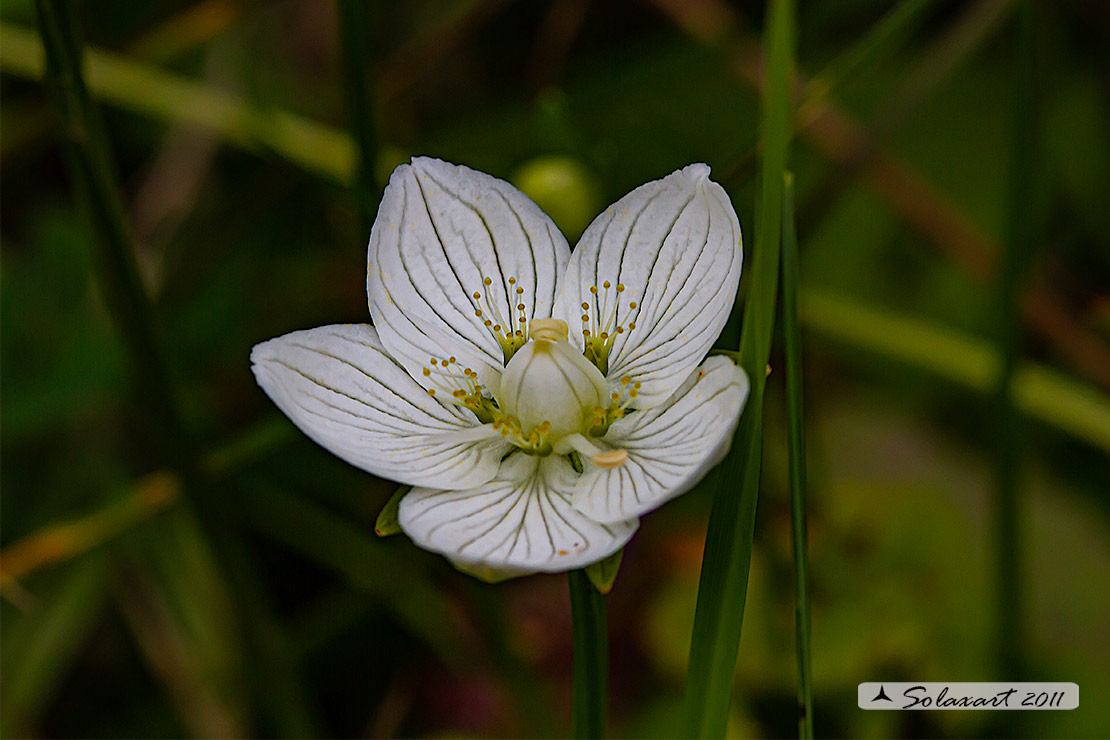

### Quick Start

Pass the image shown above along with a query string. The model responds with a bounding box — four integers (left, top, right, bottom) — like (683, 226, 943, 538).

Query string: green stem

(336, 0, 381, 236)
(781, 173, 813, 739)
(683, 0, 794, 735)
(569, 569, 608, 739)
(33, 0, 185, 459)
(993, 0, 1036, 681)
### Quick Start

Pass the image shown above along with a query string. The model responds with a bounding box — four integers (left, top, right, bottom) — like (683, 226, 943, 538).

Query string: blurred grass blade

(799, 290, 1110, 452)
(1, 473, 180, 583)
(337, 0, 381, 236)
(805, 0, 936, 108)
(115, 506, 250, 737)
(236, 479, 474, 670)
(1, 23, 355, 183)
(781, 172, 813, 739)
(993, 0, 1037, 680)
(684, 0, 795, 736)
(0, 556, 111, 737)
(569, 569, 608, 739)
(32, 2, 184, 453)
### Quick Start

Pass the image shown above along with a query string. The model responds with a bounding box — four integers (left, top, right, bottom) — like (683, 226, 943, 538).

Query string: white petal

(553, 164, 742, 407)
(572, 356, 749, 524)
(368, 157, 571, 388)
(251, 324, 510, 489)
(399, 453, 638, 572)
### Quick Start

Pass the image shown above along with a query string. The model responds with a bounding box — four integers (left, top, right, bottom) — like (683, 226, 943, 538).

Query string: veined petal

(368, 157, 571, 388)
(553, 164, 742, 407)
(399, 453, 638, 572)
(572, 356, 749, 524)
(251, 324, 510, 490)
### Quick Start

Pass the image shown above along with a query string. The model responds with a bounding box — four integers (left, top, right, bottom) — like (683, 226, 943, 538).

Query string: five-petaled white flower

(252, 158, 749, 578)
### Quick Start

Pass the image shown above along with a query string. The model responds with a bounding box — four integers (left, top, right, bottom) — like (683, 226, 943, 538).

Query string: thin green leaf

(337, 0, 381, 236)
(781, 172, 813, 738)
(585, 549, 623, 595)
(569, 569, 608, 739)
(1, 556, 111, 737)
(374, 486, 409, 537)
(683, 0, 795, 736)
(806, 0, 936, 107)
(0, 23, 355, 184)
(235, 479, 474, 670)
(799, 289, 1110, 453)
(31, 1, 185, 458)
(992, 0, 1037, 680)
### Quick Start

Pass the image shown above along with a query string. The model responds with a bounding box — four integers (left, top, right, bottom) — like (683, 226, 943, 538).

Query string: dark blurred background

(2, 0, 1108, 737)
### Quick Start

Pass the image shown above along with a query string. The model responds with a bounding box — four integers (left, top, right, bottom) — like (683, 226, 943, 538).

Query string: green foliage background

(2, 0, 1108, 737)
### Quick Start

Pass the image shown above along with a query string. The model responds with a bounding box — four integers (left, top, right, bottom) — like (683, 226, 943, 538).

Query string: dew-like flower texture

(252, 158, 749, 577)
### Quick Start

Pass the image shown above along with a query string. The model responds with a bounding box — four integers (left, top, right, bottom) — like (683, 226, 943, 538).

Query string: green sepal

(585, 548, 623, 594)
(450, 559, 532, 584)
(374, 486, 409, 537)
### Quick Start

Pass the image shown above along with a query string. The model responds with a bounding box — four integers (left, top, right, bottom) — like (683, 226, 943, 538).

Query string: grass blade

(1, 23, 355, 183)
(235, 478, 475, 670)
(683, 0, 795, 736)
(993, 0, 1037, 680)
(0, 556, 111, 737)
(569, 569, 608, 739)
(805, 0, 936, 109)
(781, 172, 813, 738)
(32, 1, 184, 455)
(336, 0, 381, 236)
(800, 290, 1110, 453)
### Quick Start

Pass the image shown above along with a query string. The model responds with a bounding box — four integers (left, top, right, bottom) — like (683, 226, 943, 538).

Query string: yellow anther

(427, 389, 436, 397)
(628, 301, 638, 309)
(621, 376, 631, 385)
(508, 276, 516, 285)
(473, 292, 481, 300)
(615, 284, 625, 292)
(589, 285, 598, 294)
(581, 302, 590, 311)
(516, 286, 524, 295)
(483, 277, 492, 286)
(430, 358, 438, 366)
(603, 280, 611, 289)
(423, 368, 432, 377)
(517, 303, 525, 311)
(448, 356, 457, 364)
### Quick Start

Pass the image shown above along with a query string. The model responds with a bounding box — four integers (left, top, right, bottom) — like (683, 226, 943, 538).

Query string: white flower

(251, 158, 749, 576)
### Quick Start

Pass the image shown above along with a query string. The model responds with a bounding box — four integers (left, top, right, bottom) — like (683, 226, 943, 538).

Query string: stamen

(578, 281, 641, 375)
(420, 354, 497, 422)
(553, 433, 628, 469)
(467, 274, 532, 362)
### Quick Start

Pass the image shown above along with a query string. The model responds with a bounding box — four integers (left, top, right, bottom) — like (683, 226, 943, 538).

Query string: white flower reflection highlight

(251, 158, 749, 576)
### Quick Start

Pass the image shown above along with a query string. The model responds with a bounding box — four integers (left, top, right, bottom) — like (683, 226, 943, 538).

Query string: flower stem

(781, 173, 814, 739)
(569, 569, 608, 739)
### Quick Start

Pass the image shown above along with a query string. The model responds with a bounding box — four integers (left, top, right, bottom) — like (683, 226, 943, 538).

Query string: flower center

(497, 318, 609, 449)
